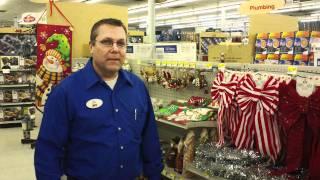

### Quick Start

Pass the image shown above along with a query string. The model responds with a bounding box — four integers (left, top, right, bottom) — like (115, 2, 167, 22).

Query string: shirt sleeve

(34, 86, 71, 180)
(141, 87, 164, 179)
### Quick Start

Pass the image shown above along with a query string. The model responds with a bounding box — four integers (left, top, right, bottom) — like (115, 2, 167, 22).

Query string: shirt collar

(83, 58, 134, 89)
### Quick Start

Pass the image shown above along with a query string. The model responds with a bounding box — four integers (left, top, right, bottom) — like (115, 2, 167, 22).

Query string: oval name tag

(86, 99, 103, 109)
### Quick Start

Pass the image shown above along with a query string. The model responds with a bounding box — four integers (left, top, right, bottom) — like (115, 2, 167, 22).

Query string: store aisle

(0, 127, 38, 180)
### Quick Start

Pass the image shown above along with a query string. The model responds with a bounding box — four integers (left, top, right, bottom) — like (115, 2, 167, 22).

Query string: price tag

(287, 66, 297, 75)
(0, 75, 4, 83)
(12, 90, 18, 100)
(155, 60, 161, 67)
(3, 69, 10, 74)
(0, 109, 3, 119)
(20, 59, 25, 66)
(218, 63, 226, 71)
(0, 91, 3, 101)
(190, 62, 196, 68)
(18, 77, 23, 83)
(206, 62, 213, 69)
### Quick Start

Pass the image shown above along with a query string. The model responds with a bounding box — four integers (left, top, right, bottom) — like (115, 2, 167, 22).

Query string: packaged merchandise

(279, 54, 294, 65)
(265, 32, 281, 64)
(0, 56, 20, 69)
(293, 31, 310, 65)
(254, 33, 268, 64)
(4, 90, 12, 102)
(0, 74, 3, 84)
(0, 90, 3, 103)
(255, 33, 268, 54)
(18, 89, 32, 102)
(279, 32, 295, 64)
(0, 109, 3, 121)
(4, 74, 19, 84)
(310, 31, 320, 45)
(309, 31, 320, 66)
(266, 54, 280, 64)
(254, 54, 267, 64)
(3, 107, 21, 121)
(294, 31, 310, 54)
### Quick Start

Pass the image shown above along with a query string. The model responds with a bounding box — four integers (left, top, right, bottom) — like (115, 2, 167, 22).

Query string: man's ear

(89, 43, 94, 54)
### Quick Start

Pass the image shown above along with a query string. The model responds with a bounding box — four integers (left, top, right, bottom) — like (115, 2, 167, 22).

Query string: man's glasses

(95, 38, 127, 49)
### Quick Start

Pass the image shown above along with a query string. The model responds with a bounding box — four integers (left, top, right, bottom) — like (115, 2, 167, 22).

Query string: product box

(255, 33, 268, 54)
(293, 31, 310, 65)
(265, 32, 281, 64)
(267, 32, 281, 54)
(266, 54, 279, 64)
(0, 56, 20, 69)
(310, 31, 320, 45)
(293, 54, 309, 66)
(280, 32, 295, 54)
(279, 54, 294, 65)
(254, 54, 267, 64)
(294, 31, 310, 54)
(279, 32, 295, 64)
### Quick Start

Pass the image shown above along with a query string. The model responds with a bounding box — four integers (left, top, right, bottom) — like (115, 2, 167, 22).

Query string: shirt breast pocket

(128, 106, 147, 137)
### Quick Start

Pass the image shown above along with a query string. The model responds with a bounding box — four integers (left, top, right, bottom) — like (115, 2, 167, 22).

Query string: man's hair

(90, 18, 127, 45)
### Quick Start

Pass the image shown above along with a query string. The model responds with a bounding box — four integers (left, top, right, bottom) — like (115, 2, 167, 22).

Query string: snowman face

(43, 55, 63, 73)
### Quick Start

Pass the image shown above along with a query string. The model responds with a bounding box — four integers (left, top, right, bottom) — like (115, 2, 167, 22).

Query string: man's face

(90, 24, 127, 74)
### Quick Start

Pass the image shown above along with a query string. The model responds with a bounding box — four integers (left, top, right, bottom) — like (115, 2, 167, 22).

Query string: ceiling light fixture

(128, 0, 243, 15)
(129, 3, 241, 24)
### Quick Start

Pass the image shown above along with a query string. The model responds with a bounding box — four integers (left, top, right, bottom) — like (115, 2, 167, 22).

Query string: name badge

(86, 99, 103, 109)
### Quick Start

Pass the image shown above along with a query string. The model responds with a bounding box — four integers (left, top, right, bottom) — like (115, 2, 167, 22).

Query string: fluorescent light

(129, 0, 243, 15)
(0, 0, 6, 6)
(129, 3, 241, 24)
(85, 0, 104, 4)
(128, 0, 203, 14)
(272, 2, 320, 13)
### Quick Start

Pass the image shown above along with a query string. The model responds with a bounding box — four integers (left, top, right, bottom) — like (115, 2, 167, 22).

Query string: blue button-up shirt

(35, 59, 163, 180)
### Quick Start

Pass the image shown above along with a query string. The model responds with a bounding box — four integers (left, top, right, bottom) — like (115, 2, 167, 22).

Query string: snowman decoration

(36, 33, 70, 106)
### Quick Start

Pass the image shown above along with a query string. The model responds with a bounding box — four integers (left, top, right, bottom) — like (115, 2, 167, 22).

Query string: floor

(0, 126, 39, 180)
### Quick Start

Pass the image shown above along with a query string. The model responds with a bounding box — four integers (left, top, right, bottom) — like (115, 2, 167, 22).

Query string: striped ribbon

(211, 72, 239, 147)
(234, 74, 281, 162)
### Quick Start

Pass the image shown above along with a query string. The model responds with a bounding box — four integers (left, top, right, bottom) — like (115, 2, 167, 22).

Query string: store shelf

(0, 69, 35, 73)
(162, 166, 184, 180)
(185, 163, 226, 180)
(156, 119, 216, 130)
(0, 102, 34, 107)
(0, 120, 21, 125)
(0, 84, 34, 88)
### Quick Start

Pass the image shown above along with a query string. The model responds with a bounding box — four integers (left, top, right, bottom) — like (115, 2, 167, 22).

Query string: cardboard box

(208, 44, 253, 63)
(279, 32, 295, 64)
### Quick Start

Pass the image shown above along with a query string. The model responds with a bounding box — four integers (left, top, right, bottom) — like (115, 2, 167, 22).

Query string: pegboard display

(129, 61, 216, 103)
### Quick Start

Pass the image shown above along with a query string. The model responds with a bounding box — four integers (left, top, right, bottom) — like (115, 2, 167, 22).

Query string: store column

(147, 0, 156, 58)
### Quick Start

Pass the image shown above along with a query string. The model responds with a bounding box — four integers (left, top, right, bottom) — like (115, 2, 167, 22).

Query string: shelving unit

(156, 119, 217, 130)
(162, 166, 185, 180)
(0, 120, 21, 125)
(184, 163, 226, 180)
(0, 84, 34, 88)
(0, 102, 34, 108)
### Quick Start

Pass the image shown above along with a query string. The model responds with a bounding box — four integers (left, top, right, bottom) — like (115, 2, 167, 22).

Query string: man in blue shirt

(34, 18, 163, 180)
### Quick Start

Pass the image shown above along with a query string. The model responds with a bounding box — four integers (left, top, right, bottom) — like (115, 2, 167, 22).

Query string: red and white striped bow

(211, 72, 239, 147)
(234, 74, 281, 162)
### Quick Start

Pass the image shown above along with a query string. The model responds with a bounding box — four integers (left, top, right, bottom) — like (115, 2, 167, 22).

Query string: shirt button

(120, 146, 124, 150)
(120, 165, 124, 169)
(118, 127, 122, 131)
(115, 109, 119, 112)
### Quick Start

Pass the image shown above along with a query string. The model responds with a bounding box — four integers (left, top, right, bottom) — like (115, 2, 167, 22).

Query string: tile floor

(0, 126, 39, 180)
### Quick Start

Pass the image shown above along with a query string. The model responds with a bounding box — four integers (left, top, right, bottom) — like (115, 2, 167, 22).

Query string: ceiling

(0, 0, 319, 29)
